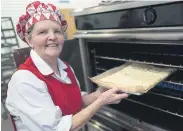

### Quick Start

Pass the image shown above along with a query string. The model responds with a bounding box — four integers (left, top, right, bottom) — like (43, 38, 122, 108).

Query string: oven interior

(87, 40, 183, 131)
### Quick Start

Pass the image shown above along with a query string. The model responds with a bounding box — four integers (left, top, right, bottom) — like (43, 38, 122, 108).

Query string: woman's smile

(45, 43, 59, 47)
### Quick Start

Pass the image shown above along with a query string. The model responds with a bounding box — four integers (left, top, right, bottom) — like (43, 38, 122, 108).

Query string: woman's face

(25, 20, 65, 59)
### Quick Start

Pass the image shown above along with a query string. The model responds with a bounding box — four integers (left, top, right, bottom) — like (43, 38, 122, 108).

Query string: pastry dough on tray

(90, 63, 176, 95)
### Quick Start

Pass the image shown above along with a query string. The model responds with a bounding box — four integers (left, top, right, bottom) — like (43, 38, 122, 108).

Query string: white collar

(30, 49, 68, 76)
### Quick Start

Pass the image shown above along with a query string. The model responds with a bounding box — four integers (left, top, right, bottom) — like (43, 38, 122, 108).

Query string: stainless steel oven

(69, 1, 183, 131)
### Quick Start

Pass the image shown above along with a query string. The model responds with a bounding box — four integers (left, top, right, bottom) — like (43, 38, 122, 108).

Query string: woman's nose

(48, 31, 56, 40)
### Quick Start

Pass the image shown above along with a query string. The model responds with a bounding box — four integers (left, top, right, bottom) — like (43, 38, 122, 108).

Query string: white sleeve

(69, 65, 88, 96)
(6, 70, 72, 131)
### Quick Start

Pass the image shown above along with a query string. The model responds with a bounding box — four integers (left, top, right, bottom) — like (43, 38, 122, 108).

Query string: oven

(70, 1, 183, 131)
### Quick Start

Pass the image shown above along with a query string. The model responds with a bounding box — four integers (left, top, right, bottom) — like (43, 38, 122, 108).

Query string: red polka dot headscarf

(16, 1, 67, 42)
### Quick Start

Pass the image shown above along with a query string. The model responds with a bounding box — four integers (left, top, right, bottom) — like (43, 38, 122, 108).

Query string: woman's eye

(55, 31, 62, 34)
(39, 31, 46, 34)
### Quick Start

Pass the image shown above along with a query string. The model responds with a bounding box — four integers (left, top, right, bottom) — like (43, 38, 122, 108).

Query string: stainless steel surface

(79, 39, 92, 93)
(71, 1, 174, 16)
(88, 120, 113, 131)
(76, 27, 183, 33)
(74, 27, 183, 41)
(97, 106, 167, 131)
(94, 55, 183, 69)
(74, 31, 183, 41)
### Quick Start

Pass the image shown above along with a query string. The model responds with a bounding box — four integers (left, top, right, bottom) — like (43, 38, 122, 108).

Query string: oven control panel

(75, 2, 183, 30)
(143, 8, 157, 25)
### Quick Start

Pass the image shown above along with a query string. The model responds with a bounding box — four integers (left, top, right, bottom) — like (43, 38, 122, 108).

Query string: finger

(115, 93, 128, 100)
(107, 87, 119, 94)
(108, 99, 121, 104)
(114, 100, 121, 104)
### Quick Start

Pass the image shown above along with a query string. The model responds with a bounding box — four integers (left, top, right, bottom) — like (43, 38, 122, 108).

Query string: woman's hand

(71, 88, 128, 131)
(96, 86, 108, 94)
(98, 88, 128, 106)
(95, 86, 109, 100)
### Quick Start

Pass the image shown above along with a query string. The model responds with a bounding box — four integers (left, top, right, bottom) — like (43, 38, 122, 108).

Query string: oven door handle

(74, 31, 183, 40)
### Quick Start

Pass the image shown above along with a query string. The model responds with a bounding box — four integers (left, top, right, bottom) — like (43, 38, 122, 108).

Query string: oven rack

(125, 98, 183, 118)
(94, 55, 183, 69)
(148, 91, 183, 101)
(131, 52, 183, 57)
(163, 81, 183, 86)
(94, 68, 183, 119)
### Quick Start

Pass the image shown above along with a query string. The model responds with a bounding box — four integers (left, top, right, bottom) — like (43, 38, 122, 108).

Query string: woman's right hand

(98, 88, 128, 106)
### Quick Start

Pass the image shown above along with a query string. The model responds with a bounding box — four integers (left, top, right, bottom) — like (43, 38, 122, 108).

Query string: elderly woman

(6, 1, 128, 131)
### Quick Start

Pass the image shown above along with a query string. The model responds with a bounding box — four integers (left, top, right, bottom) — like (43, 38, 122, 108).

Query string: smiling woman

(25, 20, 64, 61)
(5, 1, 128, 131)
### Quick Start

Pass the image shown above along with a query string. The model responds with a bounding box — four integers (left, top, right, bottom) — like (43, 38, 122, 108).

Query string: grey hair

(26, 25, 34, 40)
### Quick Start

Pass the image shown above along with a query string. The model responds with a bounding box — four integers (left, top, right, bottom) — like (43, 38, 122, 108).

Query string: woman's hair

(26, 25, 34, 40)
(27, 25, 34, 34)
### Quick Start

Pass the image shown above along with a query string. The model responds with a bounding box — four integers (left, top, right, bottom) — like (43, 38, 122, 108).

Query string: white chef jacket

(6, 49, 87, 131)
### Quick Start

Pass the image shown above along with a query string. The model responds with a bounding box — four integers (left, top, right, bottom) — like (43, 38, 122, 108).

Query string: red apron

(10, 57, 82, 130)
